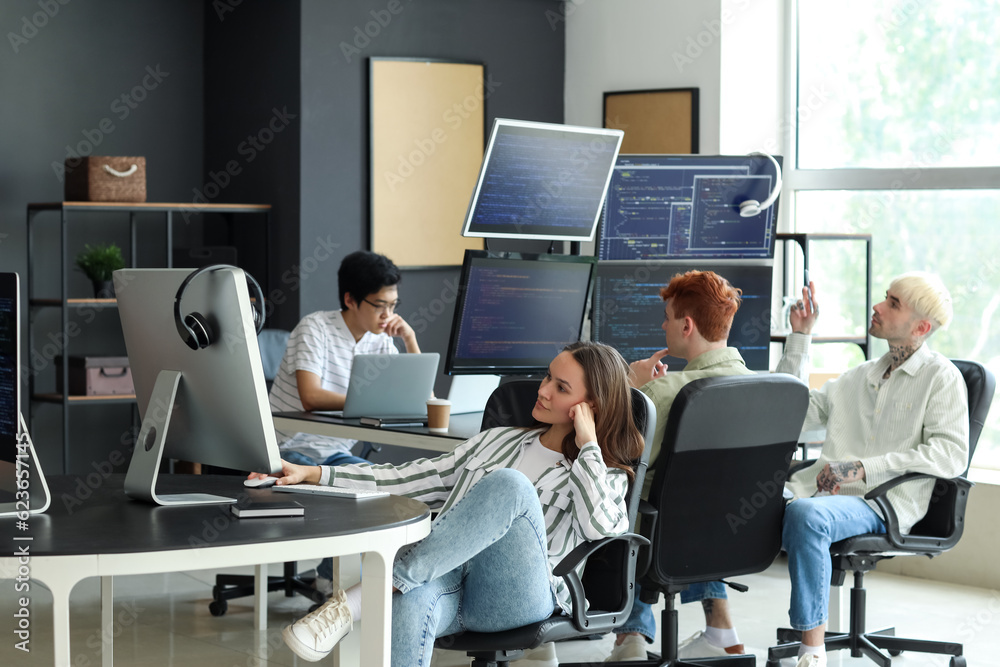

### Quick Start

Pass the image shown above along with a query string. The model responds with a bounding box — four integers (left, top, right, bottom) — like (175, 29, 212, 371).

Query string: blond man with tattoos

(775, 272, 970, 667)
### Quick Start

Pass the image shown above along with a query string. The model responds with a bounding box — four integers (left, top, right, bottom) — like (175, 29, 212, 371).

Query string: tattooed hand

(815, 461, 865, 494)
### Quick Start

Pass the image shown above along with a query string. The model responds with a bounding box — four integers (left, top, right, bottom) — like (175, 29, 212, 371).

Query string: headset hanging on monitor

(174, 265, 265, 350)
(738, 151, 782, 218)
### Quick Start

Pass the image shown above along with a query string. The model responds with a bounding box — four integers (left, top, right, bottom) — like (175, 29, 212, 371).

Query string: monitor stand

(124, 370, 236, 506)
(0, 412, 52, 517)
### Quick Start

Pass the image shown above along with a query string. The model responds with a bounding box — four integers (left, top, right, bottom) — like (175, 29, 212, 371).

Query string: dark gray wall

(203, 0, 301, 329)
(2, 0, 566, 473)
(0, 0, 205, 473)
(299, 0, 566, 396)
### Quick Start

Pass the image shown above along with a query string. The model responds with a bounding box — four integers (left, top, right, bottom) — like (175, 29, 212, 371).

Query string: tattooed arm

(815, 460, 865, 494)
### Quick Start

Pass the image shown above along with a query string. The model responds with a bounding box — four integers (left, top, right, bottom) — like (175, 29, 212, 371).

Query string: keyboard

(273, 484, 389, 500)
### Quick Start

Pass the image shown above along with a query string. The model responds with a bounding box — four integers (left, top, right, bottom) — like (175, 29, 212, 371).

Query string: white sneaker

(510, 641, 558, 667)
(795, 653, 827, 667)
(606, 633, 648, 661)
(282, 589, 353, 662)
(677, 630, 745, 658)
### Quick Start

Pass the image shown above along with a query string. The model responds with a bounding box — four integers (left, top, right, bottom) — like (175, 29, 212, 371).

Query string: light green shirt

(639, 347, 755, 496)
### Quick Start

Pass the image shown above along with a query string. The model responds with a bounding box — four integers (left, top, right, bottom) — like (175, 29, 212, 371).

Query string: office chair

(603, 373, 810, 667)
(766, 359, 995, 667)
(435, 379, 656, 667)
(208, 329, 328, 616)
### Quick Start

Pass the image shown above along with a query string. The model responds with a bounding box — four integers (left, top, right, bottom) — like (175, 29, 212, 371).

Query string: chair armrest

(552, 532, 650, 634)
(635, 499, 657, 577)
(864, 472, 974, 550)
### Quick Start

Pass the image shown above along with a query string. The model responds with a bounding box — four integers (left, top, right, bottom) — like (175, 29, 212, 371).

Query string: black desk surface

(0, 474, 430, 557)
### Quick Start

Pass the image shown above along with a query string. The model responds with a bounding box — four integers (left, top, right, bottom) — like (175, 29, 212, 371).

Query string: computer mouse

(243, 476, 278, 488)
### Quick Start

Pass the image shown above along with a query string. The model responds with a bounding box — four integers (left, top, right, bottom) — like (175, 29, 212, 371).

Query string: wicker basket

(64, 156, 147, 202)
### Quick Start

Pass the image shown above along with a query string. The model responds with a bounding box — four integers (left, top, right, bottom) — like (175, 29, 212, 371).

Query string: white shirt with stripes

(268, 310, 397, 460)
(321, 426, 631, 614)
(778, 333, 969, 534)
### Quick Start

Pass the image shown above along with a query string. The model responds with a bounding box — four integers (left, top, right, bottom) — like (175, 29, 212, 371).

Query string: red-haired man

(609, 269, 753, 662)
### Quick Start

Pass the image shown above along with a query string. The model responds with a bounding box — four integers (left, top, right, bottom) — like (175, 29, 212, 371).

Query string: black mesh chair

(605, 373, 811, 667)
(435, 379, 656, 667)
(766, 359, 995, 667)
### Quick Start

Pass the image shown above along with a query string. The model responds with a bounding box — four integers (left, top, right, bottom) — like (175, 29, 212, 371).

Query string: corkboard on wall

(603, 88, 699, 154)
(369, 58, 485, 267)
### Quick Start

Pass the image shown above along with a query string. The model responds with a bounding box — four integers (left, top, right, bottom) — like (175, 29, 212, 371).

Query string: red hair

(660, 271, 742, 342)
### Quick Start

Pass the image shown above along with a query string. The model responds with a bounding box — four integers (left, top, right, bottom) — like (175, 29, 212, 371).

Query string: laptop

(447, 374, 501, 414)
(323, 353, 440, 419)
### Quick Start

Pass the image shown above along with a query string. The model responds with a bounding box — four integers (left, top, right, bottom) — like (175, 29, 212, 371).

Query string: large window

(791, 1, 1000, 469)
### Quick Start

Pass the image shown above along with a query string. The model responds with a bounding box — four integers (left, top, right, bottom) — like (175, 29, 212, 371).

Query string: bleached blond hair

(889, 271, 953, 333)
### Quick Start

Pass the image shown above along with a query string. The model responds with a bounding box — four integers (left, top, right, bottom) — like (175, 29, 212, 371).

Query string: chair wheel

(888, 649, 903, 656)
(209, 599, 228, 616)
(766, 661, 781, 667)
(950, 656, 966, 667)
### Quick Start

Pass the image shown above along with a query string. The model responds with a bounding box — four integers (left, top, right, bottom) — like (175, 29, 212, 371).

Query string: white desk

(0, 474, 430, 667)
(272, 410, 485, 453)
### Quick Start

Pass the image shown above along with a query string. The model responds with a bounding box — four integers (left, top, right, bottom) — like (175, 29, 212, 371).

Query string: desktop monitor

(115, 267, 281, 506)
(598, 154, 782, 261)
(0, 272, 51, 516)
(460, 118, 624, 242)
(591, 261, 774, 371)
(446, 250, 597, 375)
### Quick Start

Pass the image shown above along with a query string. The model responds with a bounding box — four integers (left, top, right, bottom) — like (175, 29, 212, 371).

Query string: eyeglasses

(362, 298, 400, 315)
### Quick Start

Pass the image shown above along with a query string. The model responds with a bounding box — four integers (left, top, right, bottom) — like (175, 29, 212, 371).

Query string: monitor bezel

(460, 118, 625, 242)
(445, 250, 598, 375)
(599, 153, 783, 261)
(590, 259, 775, 372)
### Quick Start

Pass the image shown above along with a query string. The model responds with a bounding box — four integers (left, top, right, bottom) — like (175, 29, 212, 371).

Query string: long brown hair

(558, 341, 645, 479)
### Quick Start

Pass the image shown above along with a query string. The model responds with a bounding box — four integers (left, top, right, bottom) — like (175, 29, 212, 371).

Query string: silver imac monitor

(115, 267, 281, 506)
(0, 272, 51, 517)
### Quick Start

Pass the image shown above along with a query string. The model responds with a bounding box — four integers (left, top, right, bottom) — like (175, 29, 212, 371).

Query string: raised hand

(789, 280, 819, 334)
(628, 348, 671, 387)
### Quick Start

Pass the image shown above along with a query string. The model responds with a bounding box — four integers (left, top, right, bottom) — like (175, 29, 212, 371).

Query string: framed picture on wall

(603, 87, 699, 154)
(369, 57, 485, 268)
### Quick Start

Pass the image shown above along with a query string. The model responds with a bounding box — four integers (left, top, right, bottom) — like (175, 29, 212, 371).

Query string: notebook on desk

(319, 353, 439, 419)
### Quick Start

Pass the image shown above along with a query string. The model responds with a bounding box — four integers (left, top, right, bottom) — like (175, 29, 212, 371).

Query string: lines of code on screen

(466, 125, 620, 239)
(599, 158, 777, 261)
(591, 263, 773, 371)
(0, 295, 17, 463)
(452, 259, 592, 370)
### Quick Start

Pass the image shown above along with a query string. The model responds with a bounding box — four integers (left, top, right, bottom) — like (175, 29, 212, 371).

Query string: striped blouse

(322, 426, 630, 613)
(778, 333, 969, 534)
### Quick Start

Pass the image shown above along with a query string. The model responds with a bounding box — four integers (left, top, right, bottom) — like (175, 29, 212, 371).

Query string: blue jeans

(390, 469, 557, 667)
(616, 580, 728, 642)
(281, 449, 370, 581)
(782, 496, 885, 630)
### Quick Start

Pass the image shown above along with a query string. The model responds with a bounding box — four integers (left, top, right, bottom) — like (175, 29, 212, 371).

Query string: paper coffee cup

(426, 398, 451, 433)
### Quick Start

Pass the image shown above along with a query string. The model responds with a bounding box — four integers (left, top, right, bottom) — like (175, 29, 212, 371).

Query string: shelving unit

(26, 201, 271, 473)
(772, 232, 873, 360)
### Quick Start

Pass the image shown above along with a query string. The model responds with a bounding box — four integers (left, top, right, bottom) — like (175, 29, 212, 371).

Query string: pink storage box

(56, 356, 134, 396)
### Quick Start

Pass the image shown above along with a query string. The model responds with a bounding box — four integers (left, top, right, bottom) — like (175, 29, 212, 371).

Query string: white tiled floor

(2, 554, 996, 666)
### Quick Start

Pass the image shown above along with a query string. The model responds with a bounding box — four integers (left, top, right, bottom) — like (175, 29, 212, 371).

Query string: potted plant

(75, 243, 126, 298)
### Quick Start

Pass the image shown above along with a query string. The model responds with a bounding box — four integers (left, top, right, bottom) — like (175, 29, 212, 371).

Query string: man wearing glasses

(267, 250, 421, 593)
(269, 250, 421, 468)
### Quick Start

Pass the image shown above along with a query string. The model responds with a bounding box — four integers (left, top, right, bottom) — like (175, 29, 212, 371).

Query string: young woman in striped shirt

(263, 340, 645, 666)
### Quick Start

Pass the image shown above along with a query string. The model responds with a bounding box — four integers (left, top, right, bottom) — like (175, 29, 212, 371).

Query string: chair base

(592, 594, 755, 667)
(766, 572, 965, 667)
(594, 655, 753, 667)
(208, 562, 326, 616)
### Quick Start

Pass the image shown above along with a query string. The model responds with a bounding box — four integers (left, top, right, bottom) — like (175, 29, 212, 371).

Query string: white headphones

(738, 151, 783, 218)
